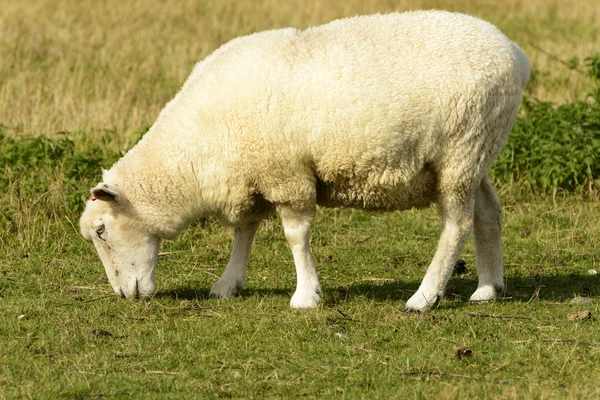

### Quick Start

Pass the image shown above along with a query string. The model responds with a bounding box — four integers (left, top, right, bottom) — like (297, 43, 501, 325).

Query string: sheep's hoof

(209, 279, 244, 299)
(403, 292, 440, 312)
(290, 288, 321, 309)
(469, 284, 503, 303)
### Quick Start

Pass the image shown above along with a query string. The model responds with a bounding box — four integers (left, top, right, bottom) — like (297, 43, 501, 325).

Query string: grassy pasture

(2, 200, 600, 398)
(1, 0, 600, 398)
(0, 0, 598, 139)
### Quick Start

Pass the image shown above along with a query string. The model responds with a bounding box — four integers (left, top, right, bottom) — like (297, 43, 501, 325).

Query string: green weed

(492, 55, 600, 195)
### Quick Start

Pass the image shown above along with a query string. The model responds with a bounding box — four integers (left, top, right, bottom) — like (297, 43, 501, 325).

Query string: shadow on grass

(155, 273, 599, 306)
(156, 286, 294, 301)
(322, 273, 600, 307)
(155, 287, 212, 301)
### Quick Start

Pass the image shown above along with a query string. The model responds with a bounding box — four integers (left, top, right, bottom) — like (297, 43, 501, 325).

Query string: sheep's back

(148, 11, 528, 213)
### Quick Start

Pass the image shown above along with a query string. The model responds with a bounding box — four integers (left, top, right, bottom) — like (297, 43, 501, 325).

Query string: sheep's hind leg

(280, 209, 322, 309)
(404, 196, 475, 312)
(210, 221, 260, 299)
(469, 175, 504, 302)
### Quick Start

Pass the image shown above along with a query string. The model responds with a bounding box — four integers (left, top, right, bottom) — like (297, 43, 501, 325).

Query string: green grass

(2, 197, 600, 398)
(2, 2, 600, 397)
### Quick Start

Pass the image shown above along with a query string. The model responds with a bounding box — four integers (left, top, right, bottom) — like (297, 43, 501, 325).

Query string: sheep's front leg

(404, 198, 474, 312)
(210, 221, 260, 298)
(280, 212, 322, 309)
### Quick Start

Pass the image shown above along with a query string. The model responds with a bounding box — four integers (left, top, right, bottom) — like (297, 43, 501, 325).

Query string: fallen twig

(529, 42, 586, 75)
(399, 371, 509, 385)
(58, 294, 114, 306)
(142, 370, 186, 375)
(158, 251, 189, 257)
(361, 277, 395, 282)
(464, 312, 531, 320)
(63, 285, 100, 291)
(543, 339, 599, 347)
(355, 235, 372, 244)
(336, 309, 362, 322)
(527, 285, 541, 304)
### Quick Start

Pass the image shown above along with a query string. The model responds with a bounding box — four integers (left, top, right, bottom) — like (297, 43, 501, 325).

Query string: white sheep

(79, 11, 530, 312)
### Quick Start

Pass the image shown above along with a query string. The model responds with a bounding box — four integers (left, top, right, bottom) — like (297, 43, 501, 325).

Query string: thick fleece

(80, 11, 530, 311)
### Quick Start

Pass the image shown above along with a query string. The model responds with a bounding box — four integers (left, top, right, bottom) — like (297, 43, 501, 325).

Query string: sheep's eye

(96, 225, 105, 236)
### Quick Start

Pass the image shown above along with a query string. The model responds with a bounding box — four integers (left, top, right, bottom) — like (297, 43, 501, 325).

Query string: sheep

(79, 10, 530, 312)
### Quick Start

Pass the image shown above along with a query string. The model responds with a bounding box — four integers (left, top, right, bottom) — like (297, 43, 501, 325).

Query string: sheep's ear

(90, 183, 126, 204)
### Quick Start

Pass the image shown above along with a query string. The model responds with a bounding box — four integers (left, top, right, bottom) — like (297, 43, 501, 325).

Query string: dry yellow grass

(1, 0, 598, 139)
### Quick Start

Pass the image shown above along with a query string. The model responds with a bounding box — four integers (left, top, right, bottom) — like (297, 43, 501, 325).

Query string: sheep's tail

(513, 44, 531, 89)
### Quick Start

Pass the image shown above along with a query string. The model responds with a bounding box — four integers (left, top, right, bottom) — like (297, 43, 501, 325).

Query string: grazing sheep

(79, 11, 530, 312)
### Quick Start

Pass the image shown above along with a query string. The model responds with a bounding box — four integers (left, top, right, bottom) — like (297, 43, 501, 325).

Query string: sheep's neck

(109, 126, 222, 238)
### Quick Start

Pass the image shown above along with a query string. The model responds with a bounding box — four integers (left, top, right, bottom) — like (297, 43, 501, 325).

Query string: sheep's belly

(315, 167, 437, 211)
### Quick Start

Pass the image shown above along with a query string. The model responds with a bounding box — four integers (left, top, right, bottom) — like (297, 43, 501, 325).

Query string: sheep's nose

(133, 280, 140, 300)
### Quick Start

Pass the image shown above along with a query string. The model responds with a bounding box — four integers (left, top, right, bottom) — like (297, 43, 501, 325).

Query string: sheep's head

(79, 183, 159, 299)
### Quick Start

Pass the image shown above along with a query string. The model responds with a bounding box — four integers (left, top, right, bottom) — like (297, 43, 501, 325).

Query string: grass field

(1, 0, 600, 398)
(2, 199, 600, 398)
(0, 0, 598, 139)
